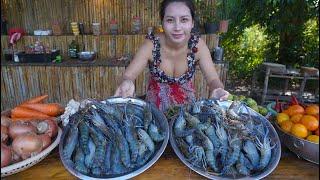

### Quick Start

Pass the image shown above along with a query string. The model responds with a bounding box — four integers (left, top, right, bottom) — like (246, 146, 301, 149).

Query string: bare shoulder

(197, 37, 210, 50)
(136, 37, 154, 60)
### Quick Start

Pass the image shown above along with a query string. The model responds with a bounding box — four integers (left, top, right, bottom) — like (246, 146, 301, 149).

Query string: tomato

(300, 115, 319, 131)
(277, 113, 290, 124)
(306, 135, 319, 144)
(290, 123, 308, 138)
(305, 105, 319, 116)
(280, 120, 293, 133)
(290, 113, 303, 123)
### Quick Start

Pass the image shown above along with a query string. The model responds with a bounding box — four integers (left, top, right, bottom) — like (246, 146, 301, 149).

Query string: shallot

(1, 143, 12, 168)
(1, 115, 12, 127)
(38, 134, 52, 150)
(1, 125, 8, 143)
(12, 133, 43, 160)
(8, 121, 37, 139)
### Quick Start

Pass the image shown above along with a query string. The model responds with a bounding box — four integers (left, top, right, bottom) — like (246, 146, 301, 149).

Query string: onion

(1, 143, 12, 168)
(1, 125, 8, 143)
(12, 133, 43, 160)
(8, 121, 37, 139)
(1, 115, 12, 127)
(11, 150, 21, 164)
(39, 119, 58, 138)
(38, 134, 52, 150)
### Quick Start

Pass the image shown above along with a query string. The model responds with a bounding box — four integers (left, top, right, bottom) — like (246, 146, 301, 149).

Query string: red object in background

(290, 95, 300, 106)
(8, 28, 25, 45)
(275, 98, 283, 113)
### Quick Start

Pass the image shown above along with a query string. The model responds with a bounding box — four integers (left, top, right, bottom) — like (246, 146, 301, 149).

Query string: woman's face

(162, 2, 194, 44)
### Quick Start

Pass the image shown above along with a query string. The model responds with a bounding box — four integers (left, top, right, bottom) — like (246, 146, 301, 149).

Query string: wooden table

(3, 144, 319, 180)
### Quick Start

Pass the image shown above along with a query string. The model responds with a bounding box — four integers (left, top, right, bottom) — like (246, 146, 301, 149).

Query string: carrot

(11, 106, 51, 119)
(10, 117, 56, 121)
(21, 94, 49, 104)
(19, 103, 64, 116)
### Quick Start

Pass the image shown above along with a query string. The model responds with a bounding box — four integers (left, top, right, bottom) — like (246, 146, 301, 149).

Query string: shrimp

(214, 122, 228, 164)
(89, 127, 107, 172)
(226, 100, 242, 120)
(236, 152, 252, 176)
(174, 107, 195, 137)
(192, 100, 202, 114)
(137, 128, 155, 153)
(122, 105, 140, 163)
(176, 138, 206, 170)
(63, 124, 79, 160)
(204, 125, 220, 149)
(255, 127, 275, 171)
(148, 123, 165, 142)
(79, 121, 90, 155)
(103, 142, 112, 174)
(143, 103, 153, 131)
(74, 145, 89, 175)
(111, 146, 128, 174)
(195, 130, 219, 172)
(222, 136, 241, 174)
(84, 137, 96, 169)
(243, 139, 260, 168)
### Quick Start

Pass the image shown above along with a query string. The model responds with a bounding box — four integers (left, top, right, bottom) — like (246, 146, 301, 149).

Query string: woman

(115, 0, 229, 111)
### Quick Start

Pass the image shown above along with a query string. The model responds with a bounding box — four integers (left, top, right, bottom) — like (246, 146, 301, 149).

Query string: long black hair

(159, 0, 196, 21)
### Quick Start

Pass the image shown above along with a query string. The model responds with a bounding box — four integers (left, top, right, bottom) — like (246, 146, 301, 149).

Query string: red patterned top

(145, 33, 199, 112)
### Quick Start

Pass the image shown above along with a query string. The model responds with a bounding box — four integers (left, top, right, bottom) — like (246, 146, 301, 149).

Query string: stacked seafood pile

(60, 99, 166, 178)
(170, 100, 278, 178)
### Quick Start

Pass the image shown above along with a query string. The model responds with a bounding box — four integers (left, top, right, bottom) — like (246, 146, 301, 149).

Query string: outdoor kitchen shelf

(261, 68, 319, 104)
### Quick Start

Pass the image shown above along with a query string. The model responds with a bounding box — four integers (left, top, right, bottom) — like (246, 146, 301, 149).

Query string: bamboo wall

(1, 63, 228, 111)
(1, 0, 215, 35)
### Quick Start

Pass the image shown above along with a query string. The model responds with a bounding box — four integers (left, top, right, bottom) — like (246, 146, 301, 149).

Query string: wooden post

(262, 67, 271, 104)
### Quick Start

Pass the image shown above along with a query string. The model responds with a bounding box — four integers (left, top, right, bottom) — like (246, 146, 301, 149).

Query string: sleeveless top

(145, 33, 200, 112)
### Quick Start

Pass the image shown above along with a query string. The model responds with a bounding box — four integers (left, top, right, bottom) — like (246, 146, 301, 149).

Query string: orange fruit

(290, 113, 303, 123)
(280, 120, 293, 133)
(305, 105, 319, 115)
(300, 115, 319, 131)
(313, 114, 319, 121)
(307, 130, 312, 136)
(286, 105, 305, 116)
(306, 135, 319, 144)
(291, 123, 308, 138)
(276, 113, 290, 124)
(282, 109, 290, 115)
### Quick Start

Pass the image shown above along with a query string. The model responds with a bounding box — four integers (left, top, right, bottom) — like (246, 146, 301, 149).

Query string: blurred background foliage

(216, 0, 319, 80)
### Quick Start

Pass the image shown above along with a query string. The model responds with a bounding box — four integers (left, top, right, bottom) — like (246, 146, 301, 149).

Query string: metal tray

(273, 122, 319, 164)
(59, 97, 169, 180)
(169, 100, 281, 180)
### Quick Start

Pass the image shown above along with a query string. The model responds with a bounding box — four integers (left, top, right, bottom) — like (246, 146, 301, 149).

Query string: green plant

(216, 0, 237, 20)
(222, 24, 269, 79)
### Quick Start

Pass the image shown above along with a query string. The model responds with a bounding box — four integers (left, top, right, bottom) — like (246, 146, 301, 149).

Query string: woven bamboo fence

(1, 0, 215, 35)
(1, 63, 227, 111)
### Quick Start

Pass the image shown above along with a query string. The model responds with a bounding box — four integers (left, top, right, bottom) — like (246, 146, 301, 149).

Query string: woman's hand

(210, 88, 229, 101)
(114, 79, 135, 98)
